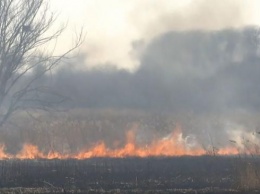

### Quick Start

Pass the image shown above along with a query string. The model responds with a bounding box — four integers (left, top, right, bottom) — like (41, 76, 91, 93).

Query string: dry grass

(234, 159, 260, 191)
(0, 109, 176, 155)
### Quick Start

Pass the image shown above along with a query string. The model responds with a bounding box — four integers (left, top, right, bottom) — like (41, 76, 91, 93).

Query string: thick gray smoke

(51, 27, 260, 114)
(3, 27, 259, 154)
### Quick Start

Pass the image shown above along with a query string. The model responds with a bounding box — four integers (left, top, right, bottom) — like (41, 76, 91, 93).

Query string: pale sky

(50, 0, 260, 70)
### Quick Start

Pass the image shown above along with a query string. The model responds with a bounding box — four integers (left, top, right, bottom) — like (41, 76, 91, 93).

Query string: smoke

(0, 1, 259, 155)
(52, 27, 260, 114)
(2, 26, 260, 154)
(20, 26, 254, 147)
(51, 0, 260, 69)
(148, 0, 254, 31)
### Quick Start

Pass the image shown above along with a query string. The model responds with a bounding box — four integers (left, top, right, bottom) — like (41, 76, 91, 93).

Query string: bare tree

(0, 0, 83, 127)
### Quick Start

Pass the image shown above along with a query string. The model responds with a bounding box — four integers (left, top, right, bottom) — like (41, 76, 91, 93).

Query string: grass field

(0, 109, 259, 193)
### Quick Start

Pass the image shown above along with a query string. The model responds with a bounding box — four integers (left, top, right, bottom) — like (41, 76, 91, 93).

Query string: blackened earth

(0, 156, 259, 194)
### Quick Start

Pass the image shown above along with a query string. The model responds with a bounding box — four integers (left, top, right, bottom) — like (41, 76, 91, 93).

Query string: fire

(217, 147, 240, 155)
(16, 144, 45, 159)
(0, 127, 244, 160)
(0, 145, 11, 159)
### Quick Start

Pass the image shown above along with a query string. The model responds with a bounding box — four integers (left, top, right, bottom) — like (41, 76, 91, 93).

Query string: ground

(0, 156, 259, 193)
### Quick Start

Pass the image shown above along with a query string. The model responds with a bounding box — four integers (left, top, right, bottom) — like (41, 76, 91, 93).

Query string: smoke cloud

(3, 27, 260, 153)
(41, 27, 260, 147)
(51, 0, 260, 69)
(52, 27, 260, 114)
(2, 1, 260, 155)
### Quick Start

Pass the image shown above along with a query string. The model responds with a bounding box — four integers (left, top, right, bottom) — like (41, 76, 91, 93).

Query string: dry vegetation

(0, 109, 259, 193)
(0, 109, 177, 155)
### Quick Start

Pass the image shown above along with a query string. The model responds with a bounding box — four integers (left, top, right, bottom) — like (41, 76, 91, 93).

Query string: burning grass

(0, 109, 259, 193)
(0, 109, 251, 159)
(0, 124, 240, 160)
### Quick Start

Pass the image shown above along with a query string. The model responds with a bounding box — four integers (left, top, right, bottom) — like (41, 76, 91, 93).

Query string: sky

(50, 0, 260, 70)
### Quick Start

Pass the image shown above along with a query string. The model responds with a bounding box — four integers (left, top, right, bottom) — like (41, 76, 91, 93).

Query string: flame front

(0, 127, 242, 160)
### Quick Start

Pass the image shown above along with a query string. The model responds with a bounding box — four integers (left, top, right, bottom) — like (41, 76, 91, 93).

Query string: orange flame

(0, 127, 243, 160)
(0, 145, 11, 159)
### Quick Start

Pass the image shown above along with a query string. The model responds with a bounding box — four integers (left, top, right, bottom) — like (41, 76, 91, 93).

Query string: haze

(50, 0, 260, 70)
(3, 0, 260, 152)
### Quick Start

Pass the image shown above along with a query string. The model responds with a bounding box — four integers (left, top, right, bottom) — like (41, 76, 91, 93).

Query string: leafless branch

(0, 0, 84, 127)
